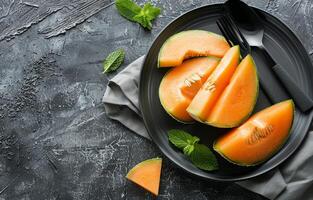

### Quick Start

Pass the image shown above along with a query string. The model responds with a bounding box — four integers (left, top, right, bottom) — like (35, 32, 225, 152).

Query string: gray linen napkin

(103, 56, 313, 200)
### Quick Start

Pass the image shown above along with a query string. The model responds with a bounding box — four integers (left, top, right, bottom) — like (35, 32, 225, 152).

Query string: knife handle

(272, 64, 313, 112)
(257, 74, 289, 104)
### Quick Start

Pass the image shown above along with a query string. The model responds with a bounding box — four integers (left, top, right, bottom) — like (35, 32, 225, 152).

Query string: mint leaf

(115, 0, 141, 21)
(142, 3, 161, 21)
(190, 144, 218, 171)
(103, 49, 125, 73)
(183, 144, 194, 156)
(168, 129, 218, 171)
(115, 0, 161, 30)
(133, 3, 161, 30)
(168, 129, 199, 150)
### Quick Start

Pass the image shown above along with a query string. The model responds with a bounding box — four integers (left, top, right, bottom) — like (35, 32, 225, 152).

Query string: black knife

(225, 0, 313, 112)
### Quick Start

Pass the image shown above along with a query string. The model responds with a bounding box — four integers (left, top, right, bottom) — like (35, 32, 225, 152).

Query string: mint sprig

(115, 0, 161, 30)
(168, 129, 218, 171)
(168, 129, 199, 150)
(115, 0, 141, 21)
(103, 49, 125, 73)
(190, 144, 218, 171)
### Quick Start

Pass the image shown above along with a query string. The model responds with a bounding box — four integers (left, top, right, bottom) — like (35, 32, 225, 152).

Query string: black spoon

(225, 0, 313, 112)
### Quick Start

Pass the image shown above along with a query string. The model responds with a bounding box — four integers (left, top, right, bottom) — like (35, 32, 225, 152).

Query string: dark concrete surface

(0, 0, 312, 199)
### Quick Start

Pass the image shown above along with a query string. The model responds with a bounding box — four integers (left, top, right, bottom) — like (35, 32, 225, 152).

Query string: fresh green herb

(115, 0, 141, 21)
(168, 129, 218, 171)
(168, 129, 199, 150)
(115, 0, 161, 30)
(190, 144, 218, 171)
(183, 144, 194, 156)
(132, 3, 161, 30)
(103, 49, 125, 73)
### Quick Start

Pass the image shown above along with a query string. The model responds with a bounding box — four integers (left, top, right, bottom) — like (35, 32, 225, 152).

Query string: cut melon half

(159, 57, 219, 122)
(206, 55, 259, 127)
(214, 100, 294, 166)
(126, 158, 162, 196)
(158, 30, 230, 67)
(187, 46, 240, 122)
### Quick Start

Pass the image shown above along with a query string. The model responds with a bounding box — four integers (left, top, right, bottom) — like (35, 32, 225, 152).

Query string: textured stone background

(0, 0, 312, 199)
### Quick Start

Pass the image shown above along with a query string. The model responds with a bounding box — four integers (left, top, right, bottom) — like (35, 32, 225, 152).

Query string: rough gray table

(0, 0, 312, 199)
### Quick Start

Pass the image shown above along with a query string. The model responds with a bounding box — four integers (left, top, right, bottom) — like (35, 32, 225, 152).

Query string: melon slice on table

(207, 55, 259, 127)
(214, 100, 294, 166)
(159, 57, 220, 122)
(158, 30, 230, 67)
(126, 158, 162, 196)
(187, 46, 240, 122)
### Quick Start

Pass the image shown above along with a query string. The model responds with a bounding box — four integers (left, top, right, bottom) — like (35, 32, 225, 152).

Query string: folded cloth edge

(102, 55, 313, 200)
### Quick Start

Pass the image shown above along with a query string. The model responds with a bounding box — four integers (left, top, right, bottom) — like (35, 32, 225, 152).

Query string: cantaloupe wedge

(187, 46, 240, 122)
(214, 100, 294, 166)
(126, 158, 162, 195)
(207, 55, 259, 127)
(158, 30, 230, 67)
(159, 57, 219, 122)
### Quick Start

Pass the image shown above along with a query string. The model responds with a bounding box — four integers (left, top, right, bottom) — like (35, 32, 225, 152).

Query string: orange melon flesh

(214, 100, 294, 166)
(207, 55, 259, 127)
(126, 158, 162, 196)
(159, 57, 219, 122)
(158, 30, 230, 67)
(187, 46, 240, 122)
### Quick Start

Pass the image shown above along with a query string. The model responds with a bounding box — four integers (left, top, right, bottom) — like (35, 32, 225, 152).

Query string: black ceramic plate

(139, 4, 313, 181)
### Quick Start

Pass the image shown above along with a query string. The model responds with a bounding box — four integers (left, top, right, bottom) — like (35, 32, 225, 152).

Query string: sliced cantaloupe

(214, 100, 294, 166)
(158, 30, 230, 67)
(126, 158, 162, 196)
(186, 46, 240, 122)
(207, 55, 259, 127)
(159, 57, 220, 122)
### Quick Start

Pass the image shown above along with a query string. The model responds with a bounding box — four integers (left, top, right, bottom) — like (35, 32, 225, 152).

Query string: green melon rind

(213, 100, 295, 167)
(157, 30, 228, 68)
(126, 157, 162, 178)
(205, 56, 259, 128)
(159, 56, 221, 124)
